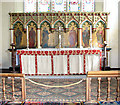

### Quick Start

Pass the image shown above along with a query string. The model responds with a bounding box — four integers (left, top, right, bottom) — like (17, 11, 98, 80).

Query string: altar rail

(0, 72, 119, 103)
(0, 73, 26, 103)
(86, 71, 120, 102)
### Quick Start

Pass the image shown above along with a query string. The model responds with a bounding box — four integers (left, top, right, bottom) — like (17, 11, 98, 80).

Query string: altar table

(17, 49, 102, 76)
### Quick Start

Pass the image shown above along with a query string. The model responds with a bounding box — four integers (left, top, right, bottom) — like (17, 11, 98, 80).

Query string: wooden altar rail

(86, 71, 120, 102)
(0, 73, 26, 102)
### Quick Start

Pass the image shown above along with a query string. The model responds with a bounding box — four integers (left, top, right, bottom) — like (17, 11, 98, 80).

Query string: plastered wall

(0, 2, 2, 69)
(104, 0, 119, 68)
(118, 0, 120, 68)
(1, 2, 15, 69)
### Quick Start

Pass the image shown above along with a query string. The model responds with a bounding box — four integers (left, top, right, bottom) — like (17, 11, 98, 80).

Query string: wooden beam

(0, 73, 25, 77)
(87, 71, 120, 77)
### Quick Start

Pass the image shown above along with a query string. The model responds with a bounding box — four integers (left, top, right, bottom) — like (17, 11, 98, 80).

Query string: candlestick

(104, 41, 107, 58)
(104, 41, 106, 44)
(105, 46, 106, 58)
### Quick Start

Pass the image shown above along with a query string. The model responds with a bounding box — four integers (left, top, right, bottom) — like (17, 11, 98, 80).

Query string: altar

(9, 12, 110, 75)
(17, 48, 102, 76)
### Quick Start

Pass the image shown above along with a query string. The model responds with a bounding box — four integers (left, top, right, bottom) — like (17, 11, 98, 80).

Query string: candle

(59, 34, 61, 39)
(90, 25, 92, 47)
(59, 34, 61, 48)
(27, 26, 29, 49)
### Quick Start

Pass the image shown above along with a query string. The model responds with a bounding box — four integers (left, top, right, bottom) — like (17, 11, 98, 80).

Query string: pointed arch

(27, 20, 38, 28)
(54, 20, 65, 28)
(81, 20, 92, 27)
(13, 21, 24, 30)
(95, 20, 106, 28)
(13, 18, 24, 27)
(40, 20, 51, 29)
(67, 20, 79, 28)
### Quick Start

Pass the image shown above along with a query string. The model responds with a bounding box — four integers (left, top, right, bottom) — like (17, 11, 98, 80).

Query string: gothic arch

(81, 20, 92, 28)
(27, 20, 37, 28)
(40, 20, 51, 29)
(67, 20, 79, 28)
(13, 21, 24, 29)
(95, 20, 106, 28)
(54, 20, 65, 29)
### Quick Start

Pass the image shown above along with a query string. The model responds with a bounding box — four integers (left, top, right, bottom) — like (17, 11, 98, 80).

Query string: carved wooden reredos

(9, 12, 109, 49)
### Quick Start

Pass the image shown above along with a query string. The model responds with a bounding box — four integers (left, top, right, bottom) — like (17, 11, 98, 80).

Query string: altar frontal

(17, 49, 102, 76)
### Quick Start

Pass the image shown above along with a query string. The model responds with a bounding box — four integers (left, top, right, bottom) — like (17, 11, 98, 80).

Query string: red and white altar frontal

(17, 49, 102, 76)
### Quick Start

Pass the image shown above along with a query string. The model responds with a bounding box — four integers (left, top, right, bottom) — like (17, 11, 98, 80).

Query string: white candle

(59, 34, 61, 39)
(27, 26, 29, 49)
(90, 25, 92, 39)
(59, 34, 61, 48)
(90, 25, 92, 47)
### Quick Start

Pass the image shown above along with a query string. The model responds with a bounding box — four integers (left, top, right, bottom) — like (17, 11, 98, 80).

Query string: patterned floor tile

(0, 77, 119, 103)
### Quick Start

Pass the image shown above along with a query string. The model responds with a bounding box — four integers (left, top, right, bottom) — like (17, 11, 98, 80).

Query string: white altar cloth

(17, 48, 102, 76)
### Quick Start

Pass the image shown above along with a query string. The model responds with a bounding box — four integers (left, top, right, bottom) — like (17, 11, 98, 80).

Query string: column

(79, 26, 82, 48)
(11, 29, 14, 44)
(107, 51, 110, 67)
(37, 28, 41, 48)
(90, 25, 92, 48)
